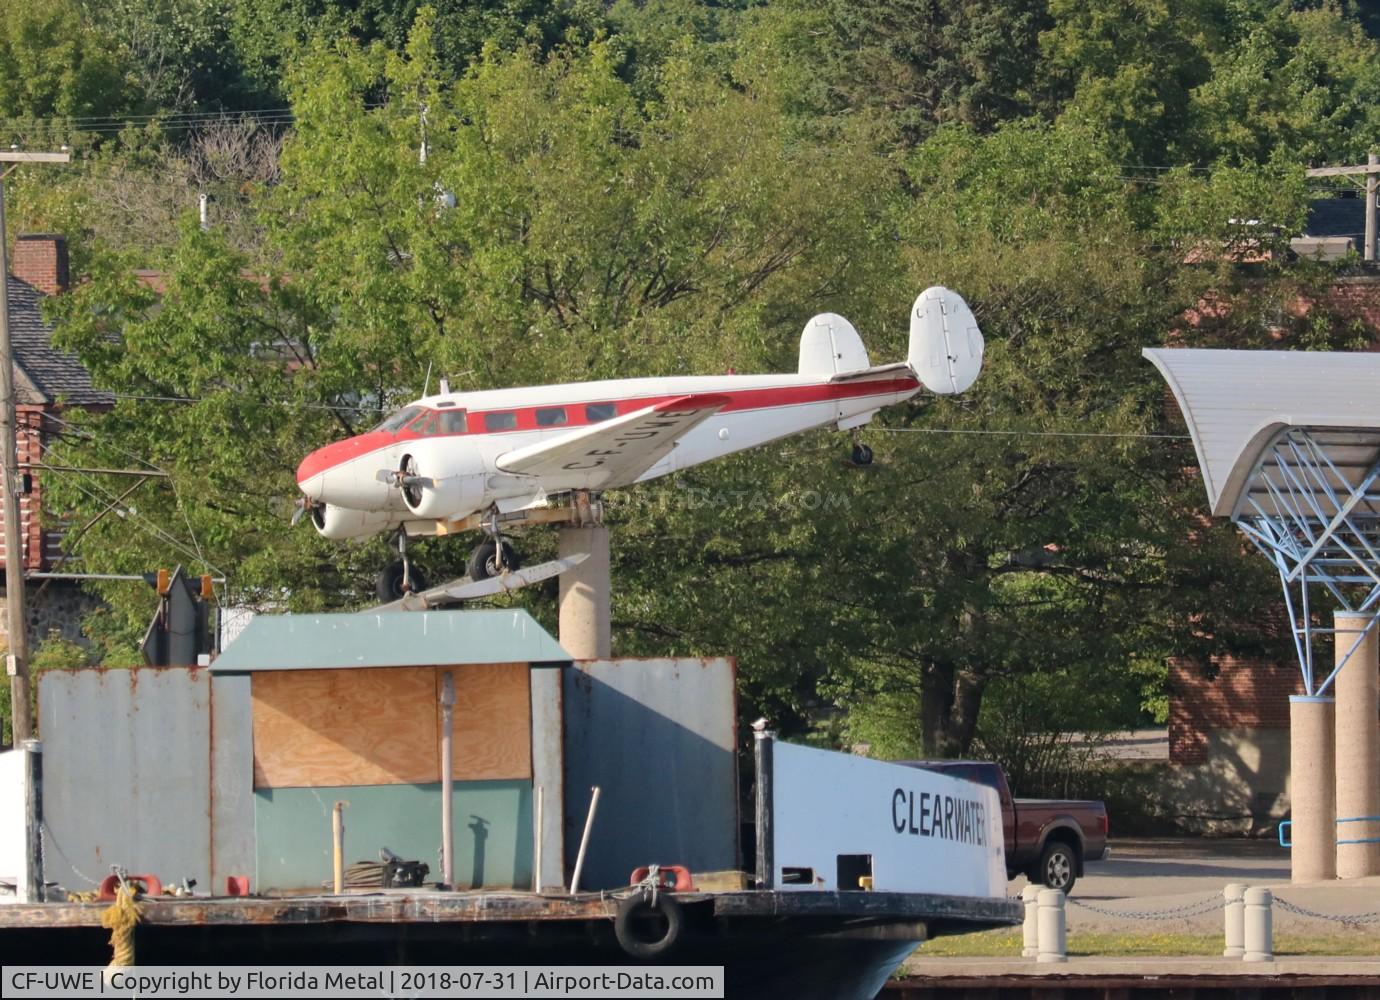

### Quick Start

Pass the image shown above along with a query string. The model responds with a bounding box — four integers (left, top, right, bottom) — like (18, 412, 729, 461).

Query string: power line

(875, 427, 1190, 441)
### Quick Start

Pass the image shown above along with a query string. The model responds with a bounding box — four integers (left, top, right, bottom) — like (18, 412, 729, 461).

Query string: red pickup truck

(897, 760, 1110, 894)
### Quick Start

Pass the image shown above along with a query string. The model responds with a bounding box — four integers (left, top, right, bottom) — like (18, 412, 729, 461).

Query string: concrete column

(1035, 888, 1067, 963)
(1020, 884, 1040, 958)
(1222, 883, 1246, 958)
(1242, 887, 1273, 962)
(1289, 695, 1336, 882)
(557, 525, 610, 659)
(1334, 613, 1380, 878)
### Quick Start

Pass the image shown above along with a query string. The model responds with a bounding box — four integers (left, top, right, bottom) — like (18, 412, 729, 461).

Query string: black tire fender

(613, 890, 684, 959)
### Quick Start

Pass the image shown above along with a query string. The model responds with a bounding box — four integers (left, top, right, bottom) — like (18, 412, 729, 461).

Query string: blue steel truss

(1233, 428, 1380, 696)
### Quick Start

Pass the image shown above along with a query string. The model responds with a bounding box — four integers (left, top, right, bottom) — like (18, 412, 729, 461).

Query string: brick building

(1, 234, 110, 651)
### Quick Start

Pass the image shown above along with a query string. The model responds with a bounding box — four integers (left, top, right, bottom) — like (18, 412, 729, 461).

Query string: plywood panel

(253, 667, 439, 788)
(440, 663, 532, 781)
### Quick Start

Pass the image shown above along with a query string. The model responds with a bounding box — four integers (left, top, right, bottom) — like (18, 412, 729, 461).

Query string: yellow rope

(99, 884, 142, 967)
(67, 890, 99, 903)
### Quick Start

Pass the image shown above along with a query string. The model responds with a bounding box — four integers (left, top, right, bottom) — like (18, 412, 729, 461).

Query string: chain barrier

(1273, 895, 1380, 927)
(1066, 894, 1226, 920)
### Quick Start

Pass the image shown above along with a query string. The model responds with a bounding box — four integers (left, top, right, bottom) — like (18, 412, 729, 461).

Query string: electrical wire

(874, 426, 1191, 441)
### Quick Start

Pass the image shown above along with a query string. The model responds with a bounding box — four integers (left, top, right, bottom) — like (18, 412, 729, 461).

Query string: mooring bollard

(1243, 887, 1274, 962)
(1021, 884, 1040, 958)
(1036, 888, 1068, 963)
(1222, 883, 1246, 958)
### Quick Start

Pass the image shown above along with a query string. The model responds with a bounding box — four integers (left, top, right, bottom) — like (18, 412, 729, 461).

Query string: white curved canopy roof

(1143, 348, 1380, 518)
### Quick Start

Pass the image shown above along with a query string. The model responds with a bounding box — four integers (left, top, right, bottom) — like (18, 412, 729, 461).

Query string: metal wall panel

(39, 668, 212, 893)
(209, 674, 255, 892)
(529, 664, 565, 891)
(563, 658, 738, 891)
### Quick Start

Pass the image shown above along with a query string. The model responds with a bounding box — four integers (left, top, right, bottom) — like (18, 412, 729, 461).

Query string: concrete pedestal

(557, 525, 610, 660)
(1334, 613, 1380, 878)
(1289, 695, 1336, 883)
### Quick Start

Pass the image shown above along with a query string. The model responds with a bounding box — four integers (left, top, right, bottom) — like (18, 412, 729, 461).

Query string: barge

(0, 609, 1019, 998)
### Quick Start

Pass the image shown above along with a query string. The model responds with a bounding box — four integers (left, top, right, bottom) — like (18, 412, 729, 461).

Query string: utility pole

(0, 149, 69, 746)
(1305, 154, 1380, 262)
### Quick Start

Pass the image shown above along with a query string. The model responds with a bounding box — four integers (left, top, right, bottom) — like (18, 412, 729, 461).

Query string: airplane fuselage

(297, 370, 920, 536)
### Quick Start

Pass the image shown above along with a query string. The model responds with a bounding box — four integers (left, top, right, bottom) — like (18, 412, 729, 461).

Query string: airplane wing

(494, 394, 730, 489)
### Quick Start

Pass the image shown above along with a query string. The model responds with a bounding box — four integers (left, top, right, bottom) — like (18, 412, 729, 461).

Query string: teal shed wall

(255, 780, 532, 891)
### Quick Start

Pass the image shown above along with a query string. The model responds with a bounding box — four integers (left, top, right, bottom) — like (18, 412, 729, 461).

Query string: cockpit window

(407, 411, 439, 435)
(373, 406, 422, 433)
(439, 411, 467, 434)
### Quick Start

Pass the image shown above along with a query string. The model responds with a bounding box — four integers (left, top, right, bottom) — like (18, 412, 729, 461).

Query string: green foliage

(22, 0, 1380, 756)
(0, 0, 138, 125)
(0, 632, 95, 747)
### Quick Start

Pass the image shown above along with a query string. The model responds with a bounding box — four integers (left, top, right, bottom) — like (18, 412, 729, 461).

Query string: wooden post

(332, 801, 347, 894)
(0, 150, 69, 747)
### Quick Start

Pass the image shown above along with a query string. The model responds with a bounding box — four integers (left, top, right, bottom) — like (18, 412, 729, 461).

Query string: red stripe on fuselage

(296, 376, 917, 485)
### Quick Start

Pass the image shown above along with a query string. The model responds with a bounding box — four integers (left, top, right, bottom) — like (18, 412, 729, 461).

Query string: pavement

(1003, 836, 1380, 935)
(901, 837, 1380, 978)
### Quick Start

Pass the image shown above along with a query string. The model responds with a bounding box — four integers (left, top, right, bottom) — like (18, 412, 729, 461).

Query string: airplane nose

(297, 442, 344, 501)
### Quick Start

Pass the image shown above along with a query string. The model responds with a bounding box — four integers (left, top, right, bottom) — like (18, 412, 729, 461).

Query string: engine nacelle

(396, 441, 487, 520)
(311, 503, 403, 540)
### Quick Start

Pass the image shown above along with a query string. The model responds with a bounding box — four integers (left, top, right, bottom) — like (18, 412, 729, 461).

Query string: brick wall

(1168, 657, 1305, 765)
(11, 234, 68, 294)
(0, 407, 58, 571)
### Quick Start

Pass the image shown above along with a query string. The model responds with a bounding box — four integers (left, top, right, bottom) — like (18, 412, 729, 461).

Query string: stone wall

(0, 580, 103, 651)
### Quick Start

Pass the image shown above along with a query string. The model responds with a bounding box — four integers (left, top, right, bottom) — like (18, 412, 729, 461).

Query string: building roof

(1303, 196, 1366, 241)
(210, 607, 571, 673)
(1143, 347, 1380, 517)
(6, 276, 111, 406)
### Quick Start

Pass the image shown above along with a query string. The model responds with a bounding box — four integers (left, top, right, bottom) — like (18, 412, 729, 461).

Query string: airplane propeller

(290, 496, 316, 526)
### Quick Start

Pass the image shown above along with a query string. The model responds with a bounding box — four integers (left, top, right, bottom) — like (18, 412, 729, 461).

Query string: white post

(532, 785, 543, 894)
(1036, 888, 1067, 963)
(1021, 884, 1040, 958)
(439, 671, 454, 888)
(1243, 887, 1273, 962)
(569, 786, 600, 895)
(1222, 883, 1246, 958)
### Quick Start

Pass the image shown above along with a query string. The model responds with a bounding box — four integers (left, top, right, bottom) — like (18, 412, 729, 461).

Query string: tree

(1036, 0, 1226, 164)
(0, 0, 137, 129)
(1187, 3, 1380, 165)
(43, 17, 899, 727)
(820, 120, 1304, 756)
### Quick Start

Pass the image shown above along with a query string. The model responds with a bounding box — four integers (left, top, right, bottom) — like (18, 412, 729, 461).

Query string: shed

(212, 608, 570, 892)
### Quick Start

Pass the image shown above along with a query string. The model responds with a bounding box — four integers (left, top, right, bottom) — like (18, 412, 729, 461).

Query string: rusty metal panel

(38, 668, 212, 893)
(563, 657, 738, 891)
(209, 674, 254, 892)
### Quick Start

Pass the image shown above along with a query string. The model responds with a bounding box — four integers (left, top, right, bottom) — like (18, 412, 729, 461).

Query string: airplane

(295, 286, 985, 600)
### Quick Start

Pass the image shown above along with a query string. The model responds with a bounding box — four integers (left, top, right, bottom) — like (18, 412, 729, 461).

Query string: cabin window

(536, 407, 568, 427)
(585, 402, 617, 423)
(439, 410, 468, 434)
(373, 406, 422, 433)
(484, 411, 518, 431)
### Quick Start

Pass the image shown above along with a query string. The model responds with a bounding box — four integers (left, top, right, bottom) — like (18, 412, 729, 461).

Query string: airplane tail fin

(798, 313, 871, 376)
(908, 286, 984, 395)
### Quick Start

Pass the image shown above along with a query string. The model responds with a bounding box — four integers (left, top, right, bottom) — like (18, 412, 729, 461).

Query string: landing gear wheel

(468, 539, 520, 581)
(613, 890, 685, 959)
(851, 442, 874, 466)
(1036, 841, 1077, 894)
(376, 560, 428, 603)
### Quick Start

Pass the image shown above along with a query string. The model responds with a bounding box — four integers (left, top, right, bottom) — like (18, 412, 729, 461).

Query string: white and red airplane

(296, 286, 984, 599)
